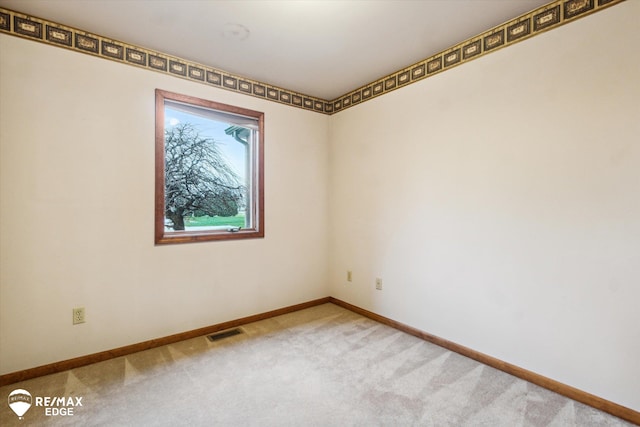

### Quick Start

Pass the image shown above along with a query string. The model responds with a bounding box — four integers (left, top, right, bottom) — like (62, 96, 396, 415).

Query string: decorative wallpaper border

(0, 8, 332, 114)
(330, 0, 624, 113)
(0, 0, 625, 115)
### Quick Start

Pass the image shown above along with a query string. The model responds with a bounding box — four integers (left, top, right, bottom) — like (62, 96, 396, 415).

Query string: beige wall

(329, 1, 639, 411)
(1, 0, 639, 413)
(0, 35, 330, 374)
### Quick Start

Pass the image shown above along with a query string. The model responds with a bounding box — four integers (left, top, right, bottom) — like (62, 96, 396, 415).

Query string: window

(155, 89, 264, 244)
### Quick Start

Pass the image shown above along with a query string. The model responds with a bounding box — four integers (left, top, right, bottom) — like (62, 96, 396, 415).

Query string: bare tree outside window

(164, 123, 244, 230)
(155, 90, 264, 244)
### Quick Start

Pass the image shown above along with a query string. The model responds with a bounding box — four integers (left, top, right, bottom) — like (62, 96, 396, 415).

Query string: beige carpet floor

(0, 303, 634, 426)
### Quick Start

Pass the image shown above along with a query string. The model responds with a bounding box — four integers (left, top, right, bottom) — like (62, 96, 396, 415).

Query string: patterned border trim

(330, 0, 625, 113)
(0, 8, 331, 114)
(0, 0, 625, 115)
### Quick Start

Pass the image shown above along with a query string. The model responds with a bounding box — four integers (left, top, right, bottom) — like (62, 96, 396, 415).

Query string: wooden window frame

(155, 89, 264, 244)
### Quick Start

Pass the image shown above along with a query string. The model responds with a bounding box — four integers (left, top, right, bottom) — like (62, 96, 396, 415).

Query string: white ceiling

(0, 0, 550, 100)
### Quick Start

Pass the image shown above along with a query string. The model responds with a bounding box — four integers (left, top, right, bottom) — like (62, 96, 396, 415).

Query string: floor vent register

(207, 328, 244, 342)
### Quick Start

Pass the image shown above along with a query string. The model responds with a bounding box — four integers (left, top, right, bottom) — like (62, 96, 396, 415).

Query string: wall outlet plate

(375, 278, 382, 290)
(347, 271, 352, 282)
(72, 307, 85, 324)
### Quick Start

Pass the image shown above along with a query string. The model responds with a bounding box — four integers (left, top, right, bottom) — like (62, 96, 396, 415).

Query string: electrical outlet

(347, 271, 352, 282)
(72, 307, 85, 325)
(375, 278, 383, 290)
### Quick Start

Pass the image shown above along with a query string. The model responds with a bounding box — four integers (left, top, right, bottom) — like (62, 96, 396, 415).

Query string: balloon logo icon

(8, 389, 32, 419)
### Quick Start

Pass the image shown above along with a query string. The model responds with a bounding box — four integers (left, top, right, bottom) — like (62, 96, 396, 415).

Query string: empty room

(0, 0, 638, 425)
